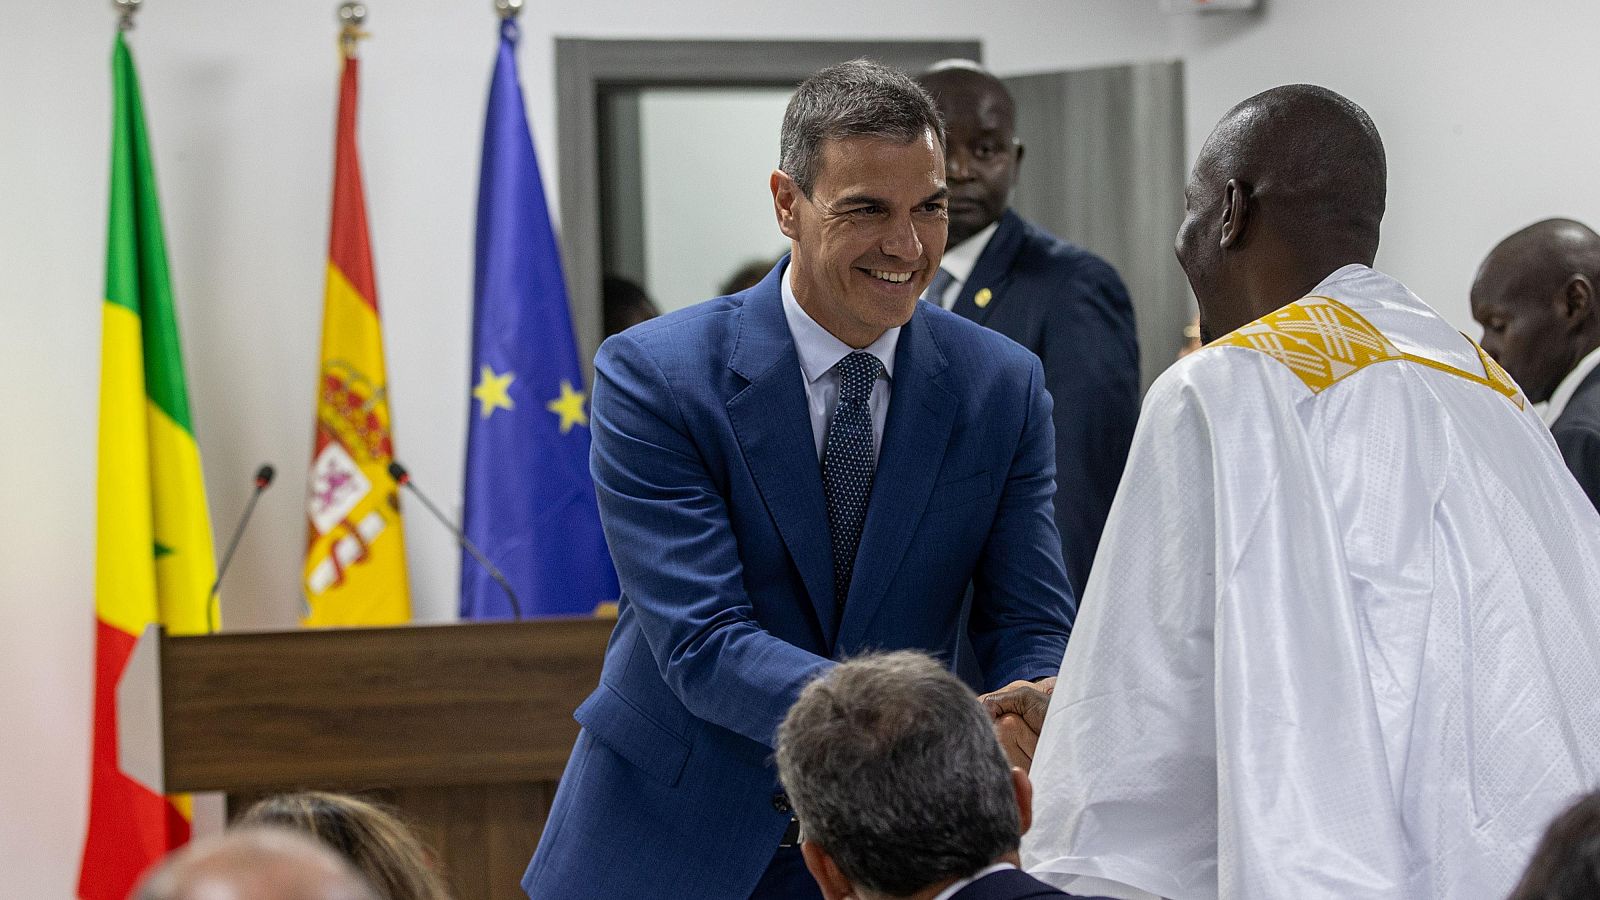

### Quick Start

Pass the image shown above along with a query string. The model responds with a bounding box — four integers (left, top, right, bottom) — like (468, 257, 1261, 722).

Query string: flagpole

(114, 0, 141, 32)
(497, 0, 522, 43)
(338, 2, 368, 58)
(459, 0, 620, 618)
(304, 0, 413, 625)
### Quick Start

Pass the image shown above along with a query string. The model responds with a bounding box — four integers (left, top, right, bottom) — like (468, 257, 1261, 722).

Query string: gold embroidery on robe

(1211, 295, 1523, 409)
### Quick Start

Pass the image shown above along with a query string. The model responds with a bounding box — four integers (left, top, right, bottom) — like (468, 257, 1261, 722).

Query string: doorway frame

(555, 38, 981, 370)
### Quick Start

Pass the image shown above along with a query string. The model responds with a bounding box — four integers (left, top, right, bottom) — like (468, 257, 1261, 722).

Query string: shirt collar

(1543, 343, 1600, 424)
(928, 862, 1018, 900)
(781, 264, 900, 384)
(1309, 262, 1373, 294)
(939, 219, 1001, 285)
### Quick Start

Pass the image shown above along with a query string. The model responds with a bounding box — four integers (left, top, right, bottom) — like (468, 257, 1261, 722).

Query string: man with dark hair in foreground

(777, 652, 1110, 900)
(1508, 790, 1600, 900)
(1013, 84, 1600, 899)
(1471, 218, 1600, 509)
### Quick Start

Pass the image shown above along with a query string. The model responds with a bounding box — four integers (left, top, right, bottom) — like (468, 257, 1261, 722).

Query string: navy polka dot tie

(823, 351, 883, 616)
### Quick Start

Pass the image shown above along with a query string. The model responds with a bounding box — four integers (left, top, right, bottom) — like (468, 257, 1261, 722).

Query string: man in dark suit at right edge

(916, 62, 1140, 599)
(1472, 218, 1600, 510)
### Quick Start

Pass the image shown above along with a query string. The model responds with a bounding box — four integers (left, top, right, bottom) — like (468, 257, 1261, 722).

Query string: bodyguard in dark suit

(522, 62, 1076, 900)
(1551, 366, 1600, 508)
(918, 63, 1140, 598)
(775, 653, 1113, 900)
(1471, 218, 1600, 510)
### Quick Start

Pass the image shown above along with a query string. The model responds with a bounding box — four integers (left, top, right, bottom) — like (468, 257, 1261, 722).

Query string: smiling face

(774, 130, 949, 348)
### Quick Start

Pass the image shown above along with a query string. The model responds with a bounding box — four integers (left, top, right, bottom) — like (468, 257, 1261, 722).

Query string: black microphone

(207, 463, 275, 634)
(388, 460, 524, 620)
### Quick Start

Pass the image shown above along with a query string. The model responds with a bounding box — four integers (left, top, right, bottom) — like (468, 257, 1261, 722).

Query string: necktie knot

(836, 351, 882, 406)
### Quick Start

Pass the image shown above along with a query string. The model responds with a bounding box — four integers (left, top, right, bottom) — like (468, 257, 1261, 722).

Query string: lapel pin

(975, 288, 993, 309)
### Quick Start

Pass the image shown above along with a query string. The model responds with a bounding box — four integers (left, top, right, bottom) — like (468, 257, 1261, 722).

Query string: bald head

(918, 60, 1014, 116)
(1177, 84, 1386, 340)
(1470, 218, 1600, 401)
(133, 827, 378, 900)
(917, 61, 1021, 246)
(1206, 84, 1385, 242)
(1477, 219, 1600, 297)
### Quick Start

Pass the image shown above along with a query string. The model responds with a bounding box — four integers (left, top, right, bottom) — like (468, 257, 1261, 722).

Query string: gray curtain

(1005, 60, 1192, 391)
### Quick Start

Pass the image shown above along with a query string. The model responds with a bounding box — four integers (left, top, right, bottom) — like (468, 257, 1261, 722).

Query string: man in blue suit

(522, 60, 1077, 900)
(917, 62, 1140, 600)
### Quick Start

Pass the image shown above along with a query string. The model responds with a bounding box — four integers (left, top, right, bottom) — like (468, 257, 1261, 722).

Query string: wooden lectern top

(159, 618, 613, 793)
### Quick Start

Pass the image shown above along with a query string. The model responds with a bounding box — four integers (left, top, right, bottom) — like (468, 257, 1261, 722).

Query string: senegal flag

(302, 46, 411, 625)
(79, 33, 216, 900)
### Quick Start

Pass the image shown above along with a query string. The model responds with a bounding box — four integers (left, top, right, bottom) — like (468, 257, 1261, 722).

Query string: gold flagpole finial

(114, 0, 142, 32)
(496, 0, 524, 19)
(338, 2, 369, 58)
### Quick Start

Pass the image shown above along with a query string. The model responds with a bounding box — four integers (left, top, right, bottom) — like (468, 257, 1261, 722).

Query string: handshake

(978, 676, 1055, 771)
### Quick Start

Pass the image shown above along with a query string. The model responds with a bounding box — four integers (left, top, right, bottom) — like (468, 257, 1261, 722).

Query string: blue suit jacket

(950, 211, 1139, 598)
(522, 261, 1076, 899)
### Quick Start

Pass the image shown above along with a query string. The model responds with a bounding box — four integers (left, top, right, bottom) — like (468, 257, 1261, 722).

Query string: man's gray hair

(779, 59, 945, 198)
(774, 651, 1019, 897)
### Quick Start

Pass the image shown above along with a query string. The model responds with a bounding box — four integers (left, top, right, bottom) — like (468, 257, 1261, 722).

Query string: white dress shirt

(781, 267, 898, 461)
(1540, 344, 1600, 424)
(928, 220, 1000, 309)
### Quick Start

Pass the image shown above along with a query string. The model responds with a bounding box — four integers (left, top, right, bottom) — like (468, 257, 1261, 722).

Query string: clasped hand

(977, 677, 1054, 771)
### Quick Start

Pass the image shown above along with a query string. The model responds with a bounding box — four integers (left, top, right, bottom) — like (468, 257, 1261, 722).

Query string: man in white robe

(1012, 85, 1600, 900)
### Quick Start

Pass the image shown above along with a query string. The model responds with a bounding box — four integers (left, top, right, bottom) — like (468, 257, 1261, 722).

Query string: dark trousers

(749, 845, 823, 899)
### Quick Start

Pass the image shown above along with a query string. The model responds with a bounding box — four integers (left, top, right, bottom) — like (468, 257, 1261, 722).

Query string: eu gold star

(546, 379, 589, 434)
(472, 365, 516, 419)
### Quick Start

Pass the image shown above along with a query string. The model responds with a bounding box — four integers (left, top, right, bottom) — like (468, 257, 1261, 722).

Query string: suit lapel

(726, 266, 840, 642)
(837, 308, 957, 646)
(949, 209, 1025, 327)
(1555, 362, 1600, 429)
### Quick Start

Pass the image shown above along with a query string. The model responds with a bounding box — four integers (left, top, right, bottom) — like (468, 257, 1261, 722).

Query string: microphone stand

(207, 464, 275, 634)
(388, 462, 524, 620)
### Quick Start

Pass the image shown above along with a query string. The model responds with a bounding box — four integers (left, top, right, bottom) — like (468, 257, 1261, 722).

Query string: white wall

(0, 2, 1168, 896)
(1163, 0, 1600, 331)
(6, 0, 1598, 895)
(640, 87, 794, 311)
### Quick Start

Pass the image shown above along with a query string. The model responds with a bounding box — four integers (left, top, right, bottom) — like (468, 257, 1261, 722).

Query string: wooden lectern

(129, 619, 613, 900)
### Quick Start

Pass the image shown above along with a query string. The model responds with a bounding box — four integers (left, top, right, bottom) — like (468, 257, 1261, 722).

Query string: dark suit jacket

(950, 868, 1116, 900)
(949, 210, 1140, 598)
(521, 261, 1076, 900)
(1552, 363, 1600, 511)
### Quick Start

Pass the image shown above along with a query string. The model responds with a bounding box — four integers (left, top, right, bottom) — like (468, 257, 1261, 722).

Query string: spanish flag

(79, 33, 216, 900)
(302, 43, 412, 625)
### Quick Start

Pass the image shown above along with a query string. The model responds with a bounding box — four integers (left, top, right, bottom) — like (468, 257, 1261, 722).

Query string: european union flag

(459, 19, 618, 618)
